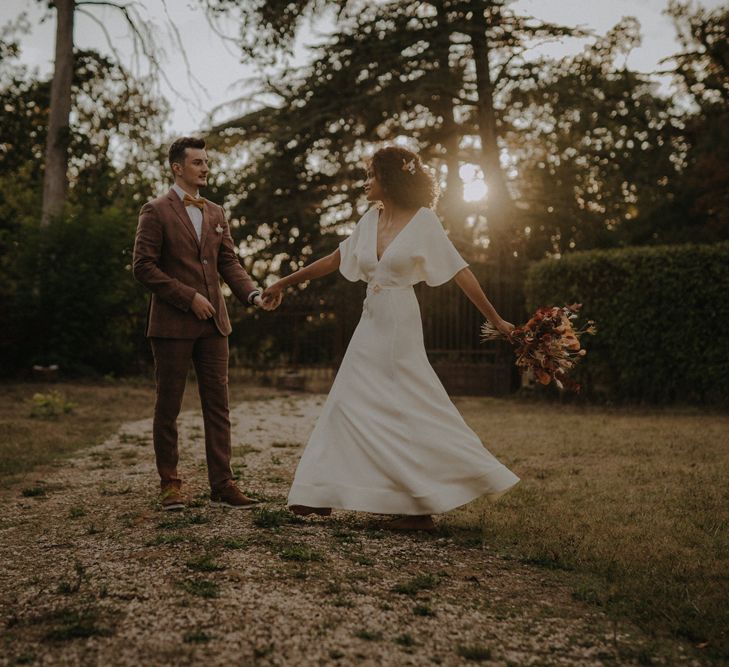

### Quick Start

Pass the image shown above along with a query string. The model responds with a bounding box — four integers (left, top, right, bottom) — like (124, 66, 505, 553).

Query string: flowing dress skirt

(287, 283, 520, 515)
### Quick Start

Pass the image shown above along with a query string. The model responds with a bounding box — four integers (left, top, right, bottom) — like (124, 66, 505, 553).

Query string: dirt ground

(0, 393, 704, 666)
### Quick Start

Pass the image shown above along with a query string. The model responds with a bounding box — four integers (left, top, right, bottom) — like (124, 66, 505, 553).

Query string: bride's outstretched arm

(454, 268, 514, 335)
(261, 249, 341, 301)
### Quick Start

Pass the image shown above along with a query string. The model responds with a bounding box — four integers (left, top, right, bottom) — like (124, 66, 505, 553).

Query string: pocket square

(215, 224, 223, 233)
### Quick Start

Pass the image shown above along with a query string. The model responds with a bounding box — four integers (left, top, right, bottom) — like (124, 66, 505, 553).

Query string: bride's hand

(495, 319, 515, 336)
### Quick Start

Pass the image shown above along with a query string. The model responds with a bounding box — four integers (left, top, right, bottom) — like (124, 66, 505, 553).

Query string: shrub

(30, 390, 75, 418)
(525, 242, 729, 404)
(4, 208, 148, 376)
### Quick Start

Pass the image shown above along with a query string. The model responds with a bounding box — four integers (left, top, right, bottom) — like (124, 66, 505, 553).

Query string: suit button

(202, 259, 208, 265)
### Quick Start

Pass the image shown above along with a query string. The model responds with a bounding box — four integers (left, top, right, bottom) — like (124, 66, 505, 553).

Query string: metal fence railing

(227, 262, 526, 395)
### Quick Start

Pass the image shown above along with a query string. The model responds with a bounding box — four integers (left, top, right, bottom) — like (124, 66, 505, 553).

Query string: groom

(133, 136, 280, 510)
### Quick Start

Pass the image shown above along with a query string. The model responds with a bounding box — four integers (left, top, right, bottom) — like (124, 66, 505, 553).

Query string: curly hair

(369, 146, 439, 209)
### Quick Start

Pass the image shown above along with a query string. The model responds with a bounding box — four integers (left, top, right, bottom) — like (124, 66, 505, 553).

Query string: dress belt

(366, 282, 412, 294)
(363, 283, 412, 317)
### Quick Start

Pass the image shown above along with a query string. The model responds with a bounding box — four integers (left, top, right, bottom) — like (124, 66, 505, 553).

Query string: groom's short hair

(168, 136, 206, 170)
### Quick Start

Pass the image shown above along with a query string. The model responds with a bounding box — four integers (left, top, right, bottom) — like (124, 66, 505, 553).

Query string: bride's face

(364, 167, 385, 202)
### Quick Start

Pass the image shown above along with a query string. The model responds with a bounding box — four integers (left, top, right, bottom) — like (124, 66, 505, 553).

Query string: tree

(667, 0, 729, 107)
(203, 0, 581, 271)
(0, 34, 167, 374)
(501, 18, 683, 257)
(37, 0, 192, 227)
(662, 1, 729, 242)
(41, 0, 74, 227)
(204, 1, 729, 275)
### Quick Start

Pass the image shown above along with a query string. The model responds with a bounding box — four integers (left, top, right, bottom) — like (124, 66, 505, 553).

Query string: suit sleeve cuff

(247, 289, 261, 305)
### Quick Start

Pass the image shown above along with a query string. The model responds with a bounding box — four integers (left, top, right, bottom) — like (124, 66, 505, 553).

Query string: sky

(2, 0, 726, 135)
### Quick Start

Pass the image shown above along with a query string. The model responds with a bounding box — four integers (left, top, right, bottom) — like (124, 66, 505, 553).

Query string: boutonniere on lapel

(215, 224, 224, 234)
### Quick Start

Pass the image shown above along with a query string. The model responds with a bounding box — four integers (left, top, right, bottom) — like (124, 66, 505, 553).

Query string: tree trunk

(432, 0, 466, 241)
(470, 0, 515, 265)
(41, 0, 75, 228)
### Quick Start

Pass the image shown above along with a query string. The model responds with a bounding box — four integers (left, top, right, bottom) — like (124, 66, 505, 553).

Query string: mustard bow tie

(183, 194, 205, 210)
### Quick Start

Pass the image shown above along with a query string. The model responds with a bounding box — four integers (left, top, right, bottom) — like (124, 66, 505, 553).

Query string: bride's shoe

(289, 504, 332, 517)
(384, 515, 436, 532)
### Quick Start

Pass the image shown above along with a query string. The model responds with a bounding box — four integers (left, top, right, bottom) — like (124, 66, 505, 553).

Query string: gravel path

(0, 394, 700, 666)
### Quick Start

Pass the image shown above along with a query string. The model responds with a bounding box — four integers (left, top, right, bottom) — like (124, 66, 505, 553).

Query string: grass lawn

(1, 381, 726, 660)
(450, 396, 729, 662)
(0, 378, 257, 482)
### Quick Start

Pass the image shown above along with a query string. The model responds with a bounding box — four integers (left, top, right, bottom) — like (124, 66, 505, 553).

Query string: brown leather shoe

(210, 483, 257, 509)
(160, 483, 185, 511)
(289, 505, 332, 517)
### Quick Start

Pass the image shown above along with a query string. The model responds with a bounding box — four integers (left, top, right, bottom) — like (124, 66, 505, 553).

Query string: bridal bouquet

(482, 304, 597, 392)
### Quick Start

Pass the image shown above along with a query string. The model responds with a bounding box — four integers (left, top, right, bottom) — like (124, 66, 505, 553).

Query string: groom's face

(173, 148, 209, 189)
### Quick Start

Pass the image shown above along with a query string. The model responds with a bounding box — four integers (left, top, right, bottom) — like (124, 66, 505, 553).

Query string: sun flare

(463, 179, 488, 202)
(459, 163, 488, 202)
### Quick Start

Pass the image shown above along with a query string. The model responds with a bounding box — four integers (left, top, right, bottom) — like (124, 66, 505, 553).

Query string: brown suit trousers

(150, 322, 232, 490)
(132, 189, 257, 491)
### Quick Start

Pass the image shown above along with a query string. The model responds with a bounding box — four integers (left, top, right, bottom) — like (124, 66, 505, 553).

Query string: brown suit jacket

(132, 188, 257, 338)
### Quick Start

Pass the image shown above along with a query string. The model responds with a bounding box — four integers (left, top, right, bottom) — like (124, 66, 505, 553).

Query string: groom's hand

(191, 293, 216, 319)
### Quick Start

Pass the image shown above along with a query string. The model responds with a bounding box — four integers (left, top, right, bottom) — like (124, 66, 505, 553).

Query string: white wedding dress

(287, 207, 520, 515)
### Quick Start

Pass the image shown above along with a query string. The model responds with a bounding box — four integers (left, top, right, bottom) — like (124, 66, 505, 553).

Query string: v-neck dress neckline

(375, 207, 423, 264)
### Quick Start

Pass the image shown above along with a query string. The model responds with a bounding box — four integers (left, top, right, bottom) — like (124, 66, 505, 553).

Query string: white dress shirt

(172, 183, 203, 241)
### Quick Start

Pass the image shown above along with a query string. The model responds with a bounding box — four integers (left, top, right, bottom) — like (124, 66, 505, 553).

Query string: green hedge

(524, 242, 729, 404)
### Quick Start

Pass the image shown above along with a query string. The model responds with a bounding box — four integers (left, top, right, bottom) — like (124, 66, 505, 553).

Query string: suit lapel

(166, 190, 200, 248)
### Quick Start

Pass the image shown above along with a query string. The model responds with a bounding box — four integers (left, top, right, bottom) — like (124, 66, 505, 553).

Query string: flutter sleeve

(415, 210, 469, 286)
(338, 211, 370, 282)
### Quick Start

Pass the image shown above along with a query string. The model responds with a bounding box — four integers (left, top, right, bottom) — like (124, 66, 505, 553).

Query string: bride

(262, 146, 520, 531)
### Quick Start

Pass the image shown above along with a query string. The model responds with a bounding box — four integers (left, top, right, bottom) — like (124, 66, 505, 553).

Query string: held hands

(260, 282, 284, 311)
(191, 285, 282, 318)
(191, 293, 216, 320)
(254, 291, 282, 311)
